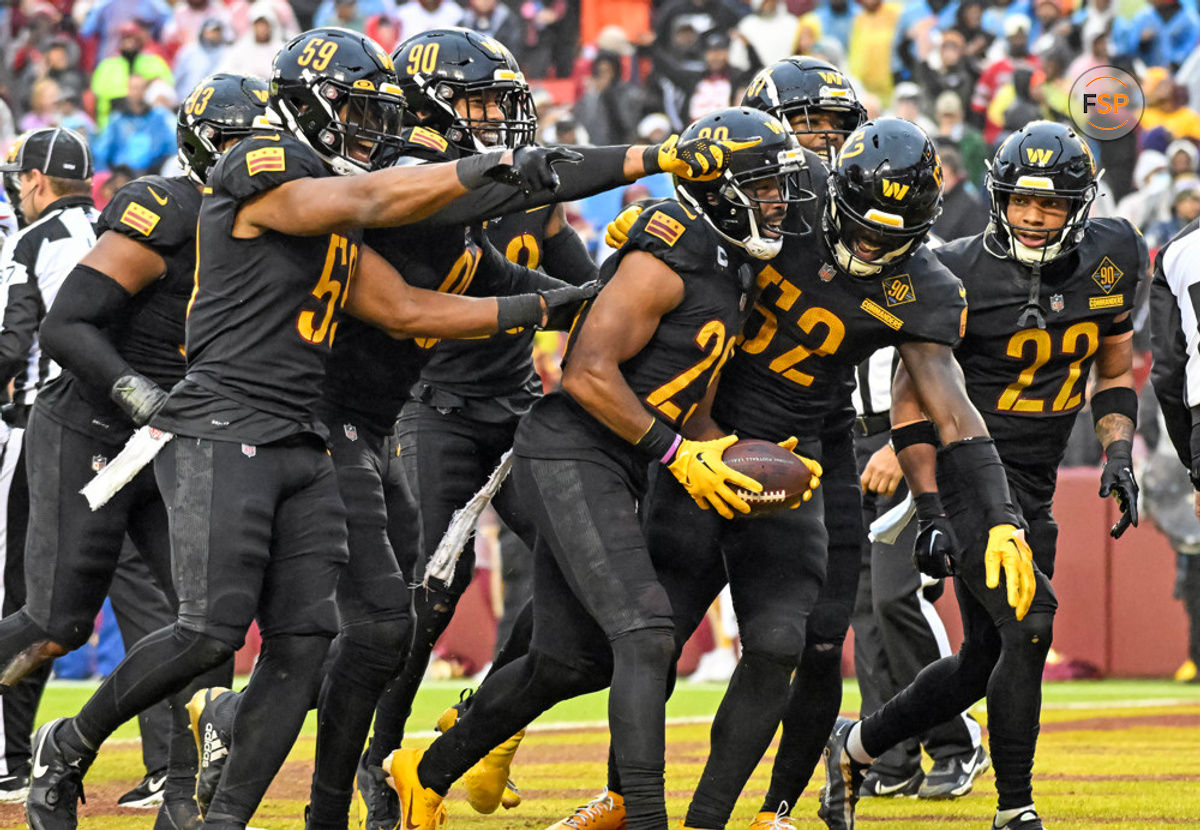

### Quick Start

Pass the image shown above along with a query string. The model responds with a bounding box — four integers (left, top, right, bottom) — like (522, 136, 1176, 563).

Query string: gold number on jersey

(505, 233, 541, 270)
(645, 320, 734, 421)
(185, 85, 214, 116)
(415, 247, 483, 349)
(696, 126, 730, 141)
(737, 265, 844, 385)
(406, 43, 441, 75)
(996, 322, 1099, 413)
(298, 38, 339, 72)
(298, 235, 357, 346)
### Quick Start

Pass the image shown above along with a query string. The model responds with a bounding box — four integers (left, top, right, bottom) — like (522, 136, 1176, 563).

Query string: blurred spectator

(892, 0, 956, 85)
(461, 0, 521, 48)
(9, 3, 70, 82)
(1147, 183, 1200, 248)
(972, 14, 1038, 142)
(218, 2, 286, 79)
(94, 163, 137, 209)
(932, 143, 989, 241)
(847, 0, 902, 106)
(1168, 138, 1200, 180)
(654, 29, 760, 124)
(733, 0, 799, 68)
(933, 90, 986, 184)
(92, 73, 175, 175)
(90, 21, 175, 128)
(791, 12, 824, 55)
(365, 14, 401, 51)
(807, 0, 855, 50)
(1029, 0, 1070, 52)
(1116, 149, 1172, 231)
(1141, 67, 1200, 141)
(56, 93, 97, 139)
(19, 37, 86, 113)
(889, 81, 936, 133)
(654, 0, 745, 52)
(1037, 40, 1072, 120)
(637, 112, 673, 145)
(1068, 22, 1112, 79)
(20, 79, 62, 132)
(395, 0, 465, 39)
(1119, 0, 1200, 71)
(173, 19, 230, 101)
(991, 61, 1046, 136)
(164, 0, 234, 55)
(516, 0, 580, 78)
(573, 51, 643, 145)
(316, 0, 367, 30)
(80, 0, 172, 59)
(953, 0, 994, 63)
(915, 29, 978, 115)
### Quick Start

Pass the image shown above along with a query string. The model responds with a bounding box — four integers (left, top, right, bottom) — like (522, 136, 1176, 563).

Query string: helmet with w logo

(985, 120, 1098, 265)
(741, 56, 866, 162)
(178, 74, 269, 185)
(823, 117, 943, 278)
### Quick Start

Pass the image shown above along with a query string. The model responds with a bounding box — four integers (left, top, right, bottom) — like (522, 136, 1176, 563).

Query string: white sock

(994, 804, 1037, 827)
(845, 722, 874, 764)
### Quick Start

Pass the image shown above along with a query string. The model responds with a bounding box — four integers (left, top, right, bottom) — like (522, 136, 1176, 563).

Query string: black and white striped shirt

(0, 195, 97, 405)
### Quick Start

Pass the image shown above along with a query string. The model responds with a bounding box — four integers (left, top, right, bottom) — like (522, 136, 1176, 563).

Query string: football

(721, 439, 815, 517)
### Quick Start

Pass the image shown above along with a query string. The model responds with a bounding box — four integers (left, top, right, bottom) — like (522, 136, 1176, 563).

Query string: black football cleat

(919, 746, 990, 800)
(993, 808, 1044, 829)
(817, 718, 868, 830)
(187, 687, 236, 816)
(858, 767, 923, 798)
(118, 769, 167, 808)
(152, 798, 203, 830)
(26, 718, 92, 830)
(354, 751, 399, 830)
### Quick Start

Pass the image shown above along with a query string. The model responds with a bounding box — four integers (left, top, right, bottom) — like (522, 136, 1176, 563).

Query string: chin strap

(1016, 263, 1046, 330)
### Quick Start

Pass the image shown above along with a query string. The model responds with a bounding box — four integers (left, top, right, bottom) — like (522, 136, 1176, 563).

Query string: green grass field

(5, 678, 1199, 829)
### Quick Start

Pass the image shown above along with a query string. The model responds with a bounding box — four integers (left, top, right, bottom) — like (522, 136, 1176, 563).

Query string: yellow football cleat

(384, 747, 446, 830)
(747, 806, 797, 829)
(545, 790, 626, 830)
(1176, 659, 1197, 683)
(436, 693, 523, 810)
(462, 727, 525, 813)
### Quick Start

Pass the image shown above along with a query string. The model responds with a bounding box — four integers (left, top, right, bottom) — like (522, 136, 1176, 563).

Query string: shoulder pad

(623, 199, 722, 278)
(210, 132, 327, 204)
(98, 175, 201, 252)
(889, 245, 967, 346)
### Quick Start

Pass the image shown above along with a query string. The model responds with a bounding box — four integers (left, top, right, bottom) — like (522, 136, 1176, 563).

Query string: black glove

(1099, 439, 1138, 538)
(540, 280, 599, 330)
(468, 145, 584, 194)
(110, 372, 168, 426)
(912, 492, 959, 579)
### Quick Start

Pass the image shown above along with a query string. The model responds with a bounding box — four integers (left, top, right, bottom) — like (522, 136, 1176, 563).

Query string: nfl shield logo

(91, 454, 107, 472)
(242, 444, 256, 458)
(149, 427, 164, 439)
(344, 423, 358, 442)
(819, 263, 837, 282)
(1050, 294, 1064, 313)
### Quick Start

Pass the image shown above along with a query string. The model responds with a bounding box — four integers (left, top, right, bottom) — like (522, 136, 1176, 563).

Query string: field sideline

(4, 679, 1199, 829)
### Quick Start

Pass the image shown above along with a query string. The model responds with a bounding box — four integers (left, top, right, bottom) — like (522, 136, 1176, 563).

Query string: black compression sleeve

(1090, 386, 1138, 428)
(542, 224, 599, 286)
(40, 264, 136, 390)
(937, 437, 1021, 528)
(470, 227, 572, 296)
(419, 145, 629, 227)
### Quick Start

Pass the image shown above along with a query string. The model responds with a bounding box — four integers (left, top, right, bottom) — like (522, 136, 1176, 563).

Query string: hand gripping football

(721, 439, 816, 516)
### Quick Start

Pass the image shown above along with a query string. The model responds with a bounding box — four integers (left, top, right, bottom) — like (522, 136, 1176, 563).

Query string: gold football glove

(654, 134, 763, 182)
(985, 523, 1036, 620)
(604, 204, 644, 250)
(778, 436, 822, 505)
(666, 434, 763, 519)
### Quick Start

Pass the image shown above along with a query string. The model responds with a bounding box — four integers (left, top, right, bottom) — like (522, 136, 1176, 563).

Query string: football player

(819, 121, 1143, 830)
(378, 107, 811, 830)
(22, 27, 594, 830)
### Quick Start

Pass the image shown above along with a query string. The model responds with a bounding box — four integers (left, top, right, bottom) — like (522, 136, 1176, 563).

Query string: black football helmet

(270, 27, 405, 175)
(391, 28, 536, 153)
(741, 57, 866, 163)
(823, 117, 943, 277)
(674, 107, 815, 260)
(985, 120, 1099, 265)
(177, 74, 269, 185)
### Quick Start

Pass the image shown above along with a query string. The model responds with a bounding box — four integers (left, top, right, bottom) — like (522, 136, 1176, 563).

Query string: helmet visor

(327, 82, 404, 169)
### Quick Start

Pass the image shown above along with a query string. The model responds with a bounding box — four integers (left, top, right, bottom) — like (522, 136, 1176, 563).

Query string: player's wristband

(635, 419, 681, 463)
(1105, 439, 1133, 464)
(937, 437, 1020, 528)
(495, 293, 543, 330)
(1091, 386, 1137, 428)
(914, 491, 946, 520)
(641, 144, 665, 176)
(456, 150, 509, 190)
(891, 420, 939, 453)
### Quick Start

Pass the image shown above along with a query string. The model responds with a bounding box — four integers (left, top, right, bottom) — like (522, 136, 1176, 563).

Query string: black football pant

(1175, 552, 1200, 668)
(859, 460, 1058, 811)
(62, 435, 346, 826)
(366, 402, 536, 767)
(850, 430, 981, 780)
(0, 411, 227, 804)
(420, 452, 674, 830)
(308, 415, 417, 830)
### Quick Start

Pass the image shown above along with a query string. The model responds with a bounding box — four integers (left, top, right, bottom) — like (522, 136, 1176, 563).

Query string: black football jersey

(936, 217, 1146, 470)
(38, 174, 200, 438)
(412, 204, 555, 414)
(516, 199, 754, 467)
(713, 208, 966, 440)
(153, 133, 360, 444)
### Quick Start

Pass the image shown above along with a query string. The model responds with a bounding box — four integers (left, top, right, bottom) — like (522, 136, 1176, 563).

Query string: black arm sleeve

(418, 144, 630, 227)
(542, 223, 599, 286)
(40, 264, 136, 390)
(469, 228, 572, 297)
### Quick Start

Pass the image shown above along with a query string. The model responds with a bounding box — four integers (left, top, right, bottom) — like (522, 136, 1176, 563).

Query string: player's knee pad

(737, 648, 799, 686)
(610, 626, 676, 673)
(806, 603, 852, 648)
(336, 618, 411, 683)
(738, 617, 805, 666)
(1002, 610, 1054, 660)
(800, 639, 843, 675)
(169, 624, 238, 672)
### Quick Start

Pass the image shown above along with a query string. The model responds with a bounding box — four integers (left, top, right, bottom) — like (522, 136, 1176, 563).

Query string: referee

(0, 127, 98, 800)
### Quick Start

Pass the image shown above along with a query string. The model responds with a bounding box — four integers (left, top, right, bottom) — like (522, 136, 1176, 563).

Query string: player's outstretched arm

(1090, 315, 1138, 537)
